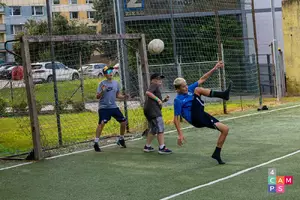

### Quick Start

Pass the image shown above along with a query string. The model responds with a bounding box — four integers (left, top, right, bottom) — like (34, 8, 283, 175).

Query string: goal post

(20, 33, 149, 160)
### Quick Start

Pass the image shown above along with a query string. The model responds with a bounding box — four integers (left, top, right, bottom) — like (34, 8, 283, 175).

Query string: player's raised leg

(194, 82, 232, 101)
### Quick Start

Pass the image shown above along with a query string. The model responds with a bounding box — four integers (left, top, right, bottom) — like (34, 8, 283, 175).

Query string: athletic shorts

(98, 108, 126, 124)
(191, 94, 219, 130)
(147, 116, 164, 135)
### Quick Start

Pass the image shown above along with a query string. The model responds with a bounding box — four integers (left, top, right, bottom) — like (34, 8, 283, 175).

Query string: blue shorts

(98, 108, 126, 124)
(191, 94, 219, 130)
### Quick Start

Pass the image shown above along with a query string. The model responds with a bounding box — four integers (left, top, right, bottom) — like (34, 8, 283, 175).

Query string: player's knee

(222, 125, 229, 134)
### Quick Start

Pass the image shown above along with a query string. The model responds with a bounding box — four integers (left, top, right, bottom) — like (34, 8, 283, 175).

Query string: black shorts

(191, 94, 219, 130)
(98, 108, 126, 124)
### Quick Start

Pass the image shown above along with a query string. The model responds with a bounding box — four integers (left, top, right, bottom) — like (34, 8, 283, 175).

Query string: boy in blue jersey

(173, 61, 231, 164)
(94, 66, 129, 152)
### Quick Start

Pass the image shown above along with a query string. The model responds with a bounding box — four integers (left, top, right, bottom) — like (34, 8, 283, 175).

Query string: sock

(212, 147, 225, 165)
(146, 144, 151, 147)
(94, 138, 99, 143)
(159, 144, 165, 149)
(209, 82, 232, 100)
(119, 135, 124, 139)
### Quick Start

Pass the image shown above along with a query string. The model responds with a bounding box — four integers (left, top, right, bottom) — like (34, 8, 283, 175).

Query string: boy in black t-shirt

(143, 73, 172, 154)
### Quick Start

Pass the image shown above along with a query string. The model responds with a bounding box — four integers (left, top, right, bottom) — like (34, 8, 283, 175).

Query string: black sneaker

(117, 137, 126, 148)
(143, 145, 155, 152)
(94, 143, 101, 152)
(158, 146, 172, 155)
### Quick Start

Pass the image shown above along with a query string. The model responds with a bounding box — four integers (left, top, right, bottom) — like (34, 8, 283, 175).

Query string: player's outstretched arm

(116, 92, 129, 100)
(146, 91, 163, 105)
(173, 115, 186, 146)
(198, 61, 224, 85)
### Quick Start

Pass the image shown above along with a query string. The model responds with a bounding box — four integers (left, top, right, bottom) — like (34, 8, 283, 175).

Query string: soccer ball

(148, 39, 164, 55)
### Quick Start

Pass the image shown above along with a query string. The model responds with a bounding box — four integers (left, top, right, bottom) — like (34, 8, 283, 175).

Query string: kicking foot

(211, 154, 225, 165)
(117, 137, 127, 148)
(224, 82, 232, 101)
(94, 143, 101, 152)
(158, 146, 172, 155)
(143, 145, 155, 152)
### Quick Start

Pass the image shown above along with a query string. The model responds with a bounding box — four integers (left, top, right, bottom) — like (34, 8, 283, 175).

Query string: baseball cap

(103, 66, 114, 74)
(150, 73, 165, 80)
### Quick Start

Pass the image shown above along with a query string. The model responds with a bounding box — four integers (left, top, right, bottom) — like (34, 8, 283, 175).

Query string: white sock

(119, 135, 124, 139)
(94, 138, 99, 143)
(159, 144, 165, 149)
(146, 144, 151, 147)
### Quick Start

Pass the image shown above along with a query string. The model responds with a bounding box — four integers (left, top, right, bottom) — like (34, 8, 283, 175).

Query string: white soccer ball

(148, 39, 164, 55)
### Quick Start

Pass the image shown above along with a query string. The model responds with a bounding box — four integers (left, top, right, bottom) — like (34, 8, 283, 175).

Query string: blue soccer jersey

(174, 81, 199, 124)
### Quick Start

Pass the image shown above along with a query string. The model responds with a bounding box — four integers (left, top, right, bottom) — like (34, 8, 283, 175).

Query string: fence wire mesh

(0, 0, 269, 159)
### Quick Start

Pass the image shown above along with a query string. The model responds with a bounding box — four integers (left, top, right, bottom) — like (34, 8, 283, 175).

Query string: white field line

(160, 149, 300, 200)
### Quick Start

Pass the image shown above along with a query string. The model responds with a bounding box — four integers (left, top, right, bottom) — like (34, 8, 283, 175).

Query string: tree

(93, 0, 117, 61)
(13, 15, 97, 68)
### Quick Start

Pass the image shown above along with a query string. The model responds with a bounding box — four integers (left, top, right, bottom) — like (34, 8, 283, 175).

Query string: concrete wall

(282, 0, 300, 95)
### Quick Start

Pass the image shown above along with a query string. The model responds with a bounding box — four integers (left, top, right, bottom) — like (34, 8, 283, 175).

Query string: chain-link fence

(0, 0, 269, 159)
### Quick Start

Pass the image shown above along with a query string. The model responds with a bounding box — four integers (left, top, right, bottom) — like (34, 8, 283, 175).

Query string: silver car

(79, 63, 107, 78)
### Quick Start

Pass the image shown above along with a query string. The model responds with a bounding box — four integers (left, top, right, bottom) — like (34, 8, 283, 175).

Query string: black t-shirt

(143, 83, 162, 120)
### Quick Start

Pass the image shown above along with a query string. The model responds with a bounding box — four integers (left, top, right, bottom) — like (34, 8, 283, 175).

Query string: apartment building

(0, 5, 5, 63)
(1, 0, 47, 62)
(52, 0, 100, 33)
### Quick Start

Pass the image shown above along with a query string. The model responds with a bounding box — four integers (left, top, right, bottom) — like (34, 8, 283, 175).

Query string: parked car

(79, 63, 107, 78)
(0, 65, 15, 79)
(31, 61, 80, 83)
(112, 63, 119, 76)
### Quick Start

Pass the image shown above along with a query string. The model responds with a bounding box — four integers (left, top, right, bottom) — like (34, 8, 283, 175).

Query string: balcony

(0, 24, 5, 32)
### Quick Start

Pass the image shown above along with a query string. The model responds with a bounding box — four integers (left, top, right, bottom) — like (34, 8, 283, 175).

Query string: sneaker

(94, 143, 101, 152)
(143, 145, 155, 152)
(117, 137, 126, 148)
(158, 146, 172, 155)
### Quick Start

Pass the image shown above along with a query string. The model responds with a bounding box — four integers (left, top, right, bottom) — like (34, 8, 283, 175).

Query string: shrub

(12, 100, 28, 113)
(72, 101, 85, 112)
(57, 100, 68, 112)
(35, 100, 43, 114)
(0, 98, 7, 116)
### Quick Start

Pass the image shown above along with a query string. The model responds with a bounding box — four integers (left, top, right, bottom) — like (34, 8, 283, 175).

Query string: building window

(70, 12, 78, 19)
(87, 11, 95, 19)
(53, 0, 60, 4)
(32, 6, 44, 16)
(86, 0, 93, 3)
(11, 25, 24, 35)
(9, 7, 21, 16)
(69, 0, 77, 4)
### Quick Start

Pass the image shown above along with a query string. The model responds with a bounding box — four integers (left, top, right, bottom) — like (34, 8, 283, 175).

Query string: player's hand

(124, 94, 130, 100)
(214, 61, 224, 69)
(101, 84, 107, 92)
(157, 99, 163, 106)
(164, 95, 170, 102)
(177, 134, 186, 147)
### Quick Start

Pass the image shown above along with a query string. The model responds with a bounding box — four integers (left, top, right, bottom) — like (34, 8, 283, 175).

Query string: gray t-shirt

(143, 83, 162, 120)
(97, 80, 120, 109)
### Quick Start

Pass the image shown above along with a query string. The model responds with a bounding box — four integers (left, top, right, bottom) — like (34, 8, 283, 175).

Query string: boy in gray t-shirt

(143, 73, 172, 154)
(94, 66, 128, 152)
